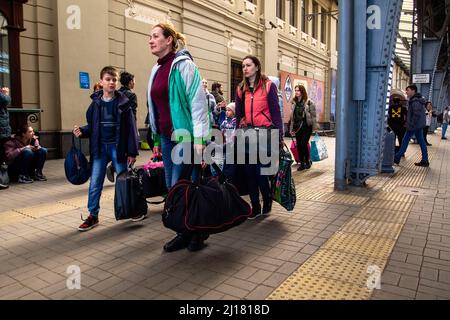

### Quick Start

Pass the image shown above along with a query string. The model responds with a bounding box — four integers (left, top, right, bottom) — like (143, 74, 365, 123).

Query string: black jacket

(406, 93, 426, 131)
(119, 86, 137, 117)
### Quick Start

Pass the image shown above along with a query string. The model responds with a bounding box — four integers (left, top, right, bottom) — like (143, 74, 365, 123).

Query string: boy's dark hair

(120, 71, 135, 87)
(100, 66, 119, 79)
(406, 84, 418, 93)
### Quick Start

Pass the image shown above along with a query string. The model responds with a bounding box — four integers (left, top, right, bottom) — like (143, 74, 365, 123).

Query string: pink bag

(290, 140, 310, 164)
(144, 153, 164, 170)
(291, 141, 300, 163)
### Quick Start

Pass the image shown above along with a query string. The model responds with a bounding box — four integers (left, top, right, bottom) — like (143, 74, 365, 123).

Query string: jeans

(88, 144, 126, 217)
(160, 135, 199, 189)
(442, 123, 448, 138)
(394, 128, 428, 163)
(8, 148, 47, 179)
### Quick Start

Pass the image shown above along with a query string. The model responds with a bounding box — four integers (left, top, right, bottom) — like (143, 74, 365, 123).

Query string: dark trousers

(390, 124, 406, 153)
(295, 125, 313, 164)
(244, 164, 271, 205)
(423, 126, 430, 144)
(0, 138, 8, 163)
(8, 148, 48, 179)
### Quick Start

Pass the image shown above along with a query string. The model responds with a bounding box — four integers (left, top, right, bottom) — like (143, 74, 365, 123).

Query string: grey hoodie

(406, 93, 426, 131)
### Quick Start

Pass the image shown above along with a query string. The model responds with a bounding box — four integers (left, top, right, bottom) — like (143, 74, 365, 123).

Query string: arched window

(0, 12, 10, 88)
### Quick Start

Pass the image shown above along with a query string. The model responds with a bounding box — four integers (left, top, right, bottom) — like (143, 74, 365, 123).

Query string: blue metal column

(335, 0, 403, 189)
(335, 0, 352, 191)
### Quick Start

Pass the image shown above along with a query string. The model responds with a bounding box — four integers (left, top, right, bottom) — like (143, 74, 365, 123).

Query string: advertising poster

(280, 71, 326, 123)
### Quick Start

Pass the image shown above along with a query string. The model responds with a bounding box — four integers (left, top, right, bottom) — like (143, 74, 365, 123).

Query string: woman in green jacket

(147, 22, 210, 253)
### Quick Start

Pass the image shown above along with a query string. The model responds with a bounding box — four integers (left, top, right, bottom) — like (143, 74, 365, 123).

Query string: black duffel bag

(137, 166, 167, 199)
(162, 163, 251, 235)
(114, 167, 148, 220)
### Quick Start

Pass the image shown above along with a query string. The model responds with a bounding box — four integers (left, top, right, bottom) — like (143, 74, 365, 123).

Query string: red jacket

(4, 136, 41, 164)
(237, 80, 273, 128)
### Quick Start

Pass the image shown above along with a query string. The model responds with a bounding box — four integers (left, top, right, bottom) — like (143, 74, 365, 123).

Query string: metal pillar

(335, 0, 403, 189)
(335, 0, 352, 191)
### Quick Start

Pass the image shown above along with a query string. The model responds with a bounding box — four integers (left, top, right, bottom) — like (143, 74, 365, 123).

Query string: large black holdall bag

(114, 168, 148, 220)
(162, 163, 252, 235)
(137, 166, 167, 199)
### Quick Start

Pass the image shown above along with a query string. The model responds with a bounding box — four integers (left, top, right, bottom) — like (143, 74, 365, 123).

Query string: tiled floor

(1, 134, 449, 300)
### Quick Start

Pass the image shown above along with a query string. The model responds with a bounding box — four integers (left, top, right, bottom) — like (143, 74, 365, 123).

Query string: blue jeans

(442, 123, 448, 138)
(88, 144, 126, 217)
(8, 148, 47, 178)
(394, 128, 428, 163)
(160, 135, 199, 189)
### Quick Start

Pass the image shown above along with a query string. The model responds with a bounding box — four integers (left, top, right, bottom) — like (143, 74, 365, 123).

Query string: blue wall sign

(79, 72, 90, 89)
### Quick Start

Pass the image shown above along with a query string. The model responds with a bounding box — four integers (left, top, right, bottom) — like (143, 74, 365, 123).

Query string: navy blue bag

(64, 135, 91, 185)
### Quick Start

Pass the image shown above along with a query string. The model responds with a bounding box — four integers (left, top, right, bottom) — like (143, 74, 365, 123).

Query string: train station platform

(1, 132, 450, 300)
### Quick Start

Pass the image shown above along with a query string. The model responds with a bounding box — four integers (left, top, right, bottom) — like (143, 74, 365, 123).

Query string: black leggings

(295, 125, 313, 163)
(390, 124, 406, 152)
(244, 164, 271, 205)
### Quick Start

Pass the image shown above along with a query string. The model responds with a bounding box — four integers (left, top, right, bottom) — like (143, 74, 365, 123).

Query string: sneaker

(18, 175, 33, 184)
(187, 233, 207, 252)
(78, 215, 99, 232)
(163, 234, 191, 252)
(414, 160, 430, 167)
(33, 172, 47, 181)
(0, 183, 8, 190)
(442, 137, 448, 140)
(248, 203, 262, 220)
(106, 164, 115, 183)
(131, 213, 147, 222)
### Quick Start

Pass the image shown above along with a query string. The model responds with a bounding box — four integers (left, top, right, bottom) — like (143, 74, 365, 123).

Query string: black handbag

(114, 167, 148, 220)
(162, 164, 252, 235)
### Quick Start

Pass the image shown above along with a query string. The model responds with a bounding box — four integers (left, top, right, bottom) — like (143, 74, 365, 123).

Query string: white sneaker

(131, 214, 147, 222)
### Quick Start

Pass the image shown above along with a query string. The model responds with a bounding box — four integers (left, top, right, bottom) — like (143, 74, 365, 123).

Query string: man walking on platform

(394, 85, 429, 167)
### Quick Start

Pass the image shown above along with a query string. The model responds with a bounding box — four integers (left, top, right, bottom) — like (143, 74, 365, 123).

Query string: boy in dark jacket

(394, 85, 429, 167)
(73, 66, 139, 231)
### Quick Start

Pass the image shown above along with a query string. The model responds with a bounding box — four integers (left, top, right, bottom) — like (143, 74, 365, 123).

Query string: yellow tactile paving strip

(0, 193, 114, 225)
(269, 148, 432, 300)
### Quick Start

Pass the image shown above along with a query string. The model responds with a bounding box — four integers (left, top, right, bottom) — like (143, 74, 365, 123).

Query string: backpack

(64, 135, 91, 185)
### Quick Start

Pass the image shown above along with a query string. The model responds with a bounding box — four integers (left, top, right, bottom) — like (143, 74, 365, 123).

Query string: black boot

(262, 198, 273, 216)
(163, 233, 192, 252)
(249, 202, 262, 220)
(297, 163, 306, 171)
(187, 233, 208, 252)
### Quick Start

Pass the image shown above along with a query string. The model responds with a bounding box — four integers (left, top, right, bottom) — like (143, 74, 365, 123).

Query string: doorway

(230, 60, 243, 102)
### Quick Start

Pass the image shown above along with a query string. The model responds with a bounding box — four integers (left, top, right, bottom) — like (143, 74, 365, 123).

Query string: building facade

(1, 0, 408, 158)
